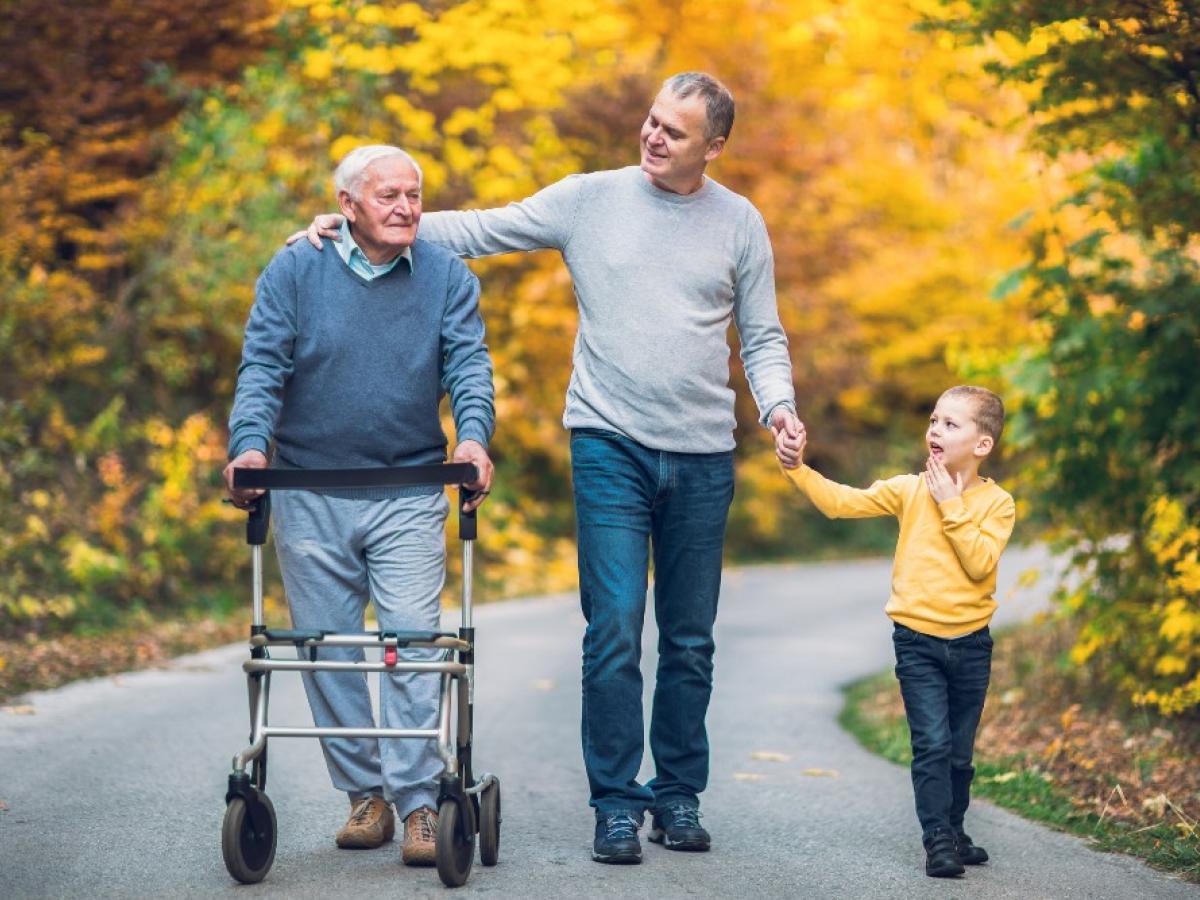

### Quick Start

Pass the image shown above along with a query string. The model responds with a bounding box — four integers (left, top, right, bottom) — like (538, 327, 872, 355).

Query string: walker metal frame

(220, 464, 500, 888)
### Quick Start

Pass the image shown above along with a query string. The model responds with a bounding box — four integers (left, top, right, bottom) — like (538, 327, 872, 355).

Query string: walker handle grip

(246, 492, 271, 546)
(459, 490, 478, 541)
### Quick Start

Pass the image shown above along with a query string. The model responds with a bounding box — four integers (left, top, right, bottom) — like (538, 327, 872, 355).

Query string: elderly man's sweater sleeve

(733, 207, 796, 425)
(227, 255, 297, 458)
(440, 261, 495, 448)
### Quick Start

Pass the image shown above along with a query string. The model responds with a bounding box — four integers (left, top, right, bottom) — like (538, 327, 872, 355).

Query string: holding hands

(771, 407, 806, 470)
(924, 454, 964, 503)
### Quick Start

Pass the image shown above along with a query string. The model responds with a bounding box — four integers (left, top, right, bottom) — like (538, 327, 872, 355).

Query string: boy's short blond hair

(940, 385, 1005, 443)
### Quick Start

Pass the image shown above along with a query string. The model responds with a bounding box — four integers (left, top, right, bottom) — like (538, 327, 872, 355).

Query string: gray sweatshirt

(419, 166, 795, 454)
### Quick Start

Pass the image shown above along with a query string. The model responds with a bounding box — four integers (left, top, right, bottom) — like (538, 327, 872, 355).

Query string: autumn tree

(0, 0, 274, 636)
(934, 1, 1200, 714)
(2, 0, 1057, 649)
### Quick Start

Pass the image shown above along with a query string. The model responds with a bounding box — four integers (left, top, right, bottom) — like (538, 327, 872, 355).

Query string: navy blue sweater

(228, 239, 494, 495)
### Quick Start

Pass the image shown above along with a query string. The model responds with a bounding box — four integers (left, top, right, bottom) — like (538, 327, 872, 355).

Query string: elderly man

(296, 72, 803, 864)
(225, 145, 495, 866)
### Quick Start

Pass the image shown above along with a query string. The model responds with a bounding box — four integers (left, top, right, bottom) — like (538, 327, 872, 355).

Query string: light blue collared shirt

(335, 219, 413, 280)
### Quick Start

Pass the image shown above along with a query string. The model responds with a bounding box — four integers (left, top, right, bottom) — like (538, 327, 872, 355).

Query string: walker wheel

(221, 793, 277, 884)
(436, 798, 475, 887)
(479, 778, 501, 866)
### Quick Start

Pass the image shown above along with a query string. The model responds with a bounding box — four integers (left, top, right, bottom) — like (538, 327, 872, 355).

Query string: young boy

(775, 386, 1015, 878)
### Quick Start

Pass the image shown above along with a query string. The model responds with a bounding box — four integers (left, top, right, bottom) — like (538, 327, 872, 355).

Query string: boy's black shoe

(924, 828, 966, 878)
(648, 802, 710, 851)
(955, 831, 989, 865)
(592, 812, 642, 864)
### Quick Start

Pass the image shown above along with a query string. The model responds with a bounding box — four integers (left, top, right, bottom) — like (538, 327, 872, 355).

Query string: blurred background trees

(933, 0, 1200, 716)
(1, 0, 1195, 714)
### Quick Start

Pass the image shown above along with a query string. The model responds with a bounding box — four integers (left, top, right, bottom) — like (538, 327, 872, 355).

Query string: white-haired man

(226, 145, 495, 865)
(293, 73, 804, 864)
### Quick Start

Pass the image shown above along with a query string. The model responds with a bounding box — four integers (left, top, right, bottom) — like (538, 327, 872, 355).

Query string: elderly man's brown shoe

(335, 796, 395, 849)
(402, 806, 438, 866)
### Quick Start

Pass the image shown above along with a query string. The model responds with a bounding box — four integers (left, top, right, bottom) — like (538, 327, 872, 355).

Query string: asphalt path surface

(2, 546, 1196, 898)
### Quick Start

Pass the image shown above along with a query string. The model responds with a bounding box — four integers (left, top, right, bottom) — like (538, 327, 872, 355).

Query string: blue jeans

(892, 622, 993, 839)
(571, 428, 735, 816)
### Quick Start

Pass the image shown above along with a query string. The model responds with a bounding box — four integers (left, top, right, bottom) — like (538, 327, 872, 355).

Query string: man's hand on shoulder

(770, 406, 806, 470)
(452, 440, 494, 512)
(284, 213, 345, 250)
(223, 449, 268, 508)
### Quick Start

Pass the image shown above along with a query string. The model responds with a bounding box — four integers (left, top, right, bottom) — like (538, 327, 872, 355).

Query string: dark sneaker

(955, 831, 989, 865)
(592, 812, 642, 864)
(924, 827, 965, 878)
(648, 802, 710, 852)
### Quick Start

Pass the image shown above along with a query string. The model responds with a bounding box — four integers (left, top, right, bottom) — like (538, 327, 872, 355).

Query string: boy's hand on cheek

(925, 455, 963, 503)
(775, 428, 806, 470)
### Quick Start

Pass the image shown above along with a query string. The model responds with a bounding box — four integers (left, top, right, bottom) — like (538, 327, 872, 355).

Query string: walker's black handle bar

(233, 463, 479, 492)
(233, 464, 480, 544)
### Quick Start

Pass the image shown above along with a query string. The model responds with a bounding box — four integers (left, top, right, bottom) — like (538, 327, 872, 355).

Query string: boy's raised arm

(784, 464, 906, 520)
(937, 493, 1016, 581)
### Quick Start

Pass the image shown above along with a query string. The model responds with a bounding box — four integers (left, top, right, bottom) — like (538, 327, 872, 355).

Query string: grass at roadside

(0, 615, 249, 705)
(840, 619, 1200, 882)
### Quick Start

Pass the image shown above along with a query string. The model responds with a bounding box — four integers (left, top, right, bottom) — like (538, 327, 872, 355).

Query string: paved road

(1, 547, 1195, 898)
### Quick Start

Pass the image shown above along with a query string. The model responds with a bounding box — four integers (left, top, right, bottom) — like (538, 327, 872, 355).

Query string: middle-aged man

(296, 72, 804, 865)
(225, 145, 495, 867)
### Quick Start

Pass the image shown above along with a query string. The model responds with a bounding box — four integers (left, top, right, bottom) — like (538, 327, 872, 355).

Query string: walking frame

(220, 463, 500, 888)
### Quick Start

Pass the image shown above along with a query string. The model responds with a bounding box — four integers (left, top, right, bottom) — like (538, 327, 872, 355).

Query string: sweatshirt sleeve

(440, 261, 496, 448)
(417, 175, 584, 258)
(227, 253, 297, 459)
(732, 207, 796, 426)
(938, 491, 1016, 581)
(783, 464, 907, 519)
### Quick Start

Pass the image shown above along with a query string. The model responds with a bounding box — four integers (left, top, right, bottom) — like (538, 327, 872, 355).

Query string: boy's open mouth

(929, 442, 944, 456)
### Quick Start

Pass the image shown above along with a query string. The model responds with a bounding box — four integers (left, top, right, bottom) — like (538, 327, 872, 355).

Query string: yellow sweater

(784, 464, 1016, 638)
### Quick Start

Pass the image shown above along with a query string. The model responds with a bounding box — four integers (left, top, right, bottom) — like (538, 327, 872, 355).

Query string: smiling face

(338, 155, 422, 263)
(926, 395, 993, 472)
(639, 88, 726, 195)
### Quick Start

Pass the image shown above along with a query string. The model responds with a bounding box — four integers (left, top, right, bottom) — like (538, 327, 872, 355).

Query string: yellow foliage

(303, 48, 335, 80)
(1069, 633, 1103, 665)
(63, 539, 126, 588)
(1155, 655, 1189, 676)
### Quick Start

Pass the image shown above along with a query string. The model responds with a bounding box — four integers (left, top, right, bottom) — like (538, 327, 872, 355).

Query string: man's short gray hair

(663, 72, 735, 141)
(333, 145, 423, 200)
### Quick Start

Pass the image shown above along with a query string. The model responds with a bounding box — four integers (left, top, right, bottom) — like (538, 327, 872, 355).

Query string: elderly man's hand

(223, 449, 268, 508)
(284, 213, 345, 250)
(452, 440, 494, 512)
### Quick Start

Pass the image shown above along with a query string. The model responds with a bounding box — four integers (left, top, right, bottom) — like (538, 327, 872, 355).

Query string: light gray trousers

(272, 489, 448, 819)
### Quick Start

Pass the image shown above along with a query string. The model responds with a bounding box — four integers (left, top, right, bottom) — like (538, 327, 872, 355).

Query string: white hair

(333, 145, 423, 200)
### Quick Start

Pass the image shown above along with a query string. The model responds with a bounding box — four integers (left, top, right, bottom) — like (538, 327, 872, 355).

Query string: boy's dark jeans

(892, 621, 992, 840)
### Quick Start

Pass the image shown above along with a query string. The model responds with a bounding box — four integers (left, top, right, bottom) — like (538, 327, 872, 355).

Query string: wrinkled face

(927, 395, 990, 470)
(343, 155, 422, 252)
(639, 88, 724, 193)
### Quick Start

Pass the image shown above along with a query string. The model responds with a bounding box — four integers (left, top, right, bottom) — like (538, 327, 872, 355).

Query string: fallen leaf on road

(1, 705, 35, 715)
(750, 751, 791, 762)
(733, 772, 765, 782)
(801, 768, 839, 777)
(531, 679, 555, 691)
(0, 800, 8, 810)
(981, 771, 1018, 784)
